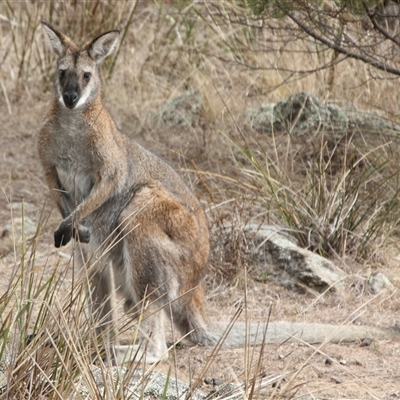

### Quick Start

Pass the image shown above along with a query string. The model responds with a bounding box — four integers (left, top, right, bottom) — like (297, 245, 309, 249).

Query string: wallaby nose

(63, 91, 79, 108)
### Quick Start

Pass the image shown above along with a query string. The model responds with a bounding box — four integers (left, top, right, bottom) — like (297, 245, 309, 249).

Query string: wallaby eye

(83, 72, 91, 82)
(58, 69, 66, 79)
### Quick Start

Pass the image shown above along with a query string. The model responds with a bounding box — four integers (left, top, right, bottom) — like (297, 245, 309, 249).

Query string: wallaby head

(41, 21, 119, 109)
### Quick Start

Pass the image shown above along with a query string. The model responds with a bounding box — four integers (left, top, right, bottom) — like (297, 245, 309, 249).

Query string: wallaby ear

(88, 30, 120, 63)
(41, 21, 67, 56)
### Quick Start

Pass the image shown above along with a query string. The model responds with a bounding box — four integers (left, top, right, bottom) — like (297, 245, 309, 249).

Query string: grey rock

(150, 90, 203, 129)
(246, 92, 348, 135)
(77, 366, 207, 400)
(206, 382, 242, 399)
(327, 103, 348, 127)
(2, 216, 36, 240)
(272, 92, 330, 134)
(368, 271, 394, 293)
(245, 103, 275, 134)
(3, 202, 37, 242)
(246, 92, 400, 135)
(330, 376, 343, 384)
(244, 224, 346, 292)
(346, 109, 400, 132)
(0, 348, 208, 399)
(1, 213, 37, 256)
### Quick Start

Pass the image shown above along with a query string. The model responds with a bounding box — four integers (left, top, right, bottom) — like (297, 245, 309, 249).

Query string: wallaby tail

(211, 321, 399, 348)
(173, 286, 399, 348)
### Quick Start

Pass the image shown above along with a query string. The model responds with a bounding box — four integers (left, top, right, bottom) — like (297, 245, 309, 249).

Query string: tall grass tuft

(0, 209, 146, 399)
(231, 126, 400, 262)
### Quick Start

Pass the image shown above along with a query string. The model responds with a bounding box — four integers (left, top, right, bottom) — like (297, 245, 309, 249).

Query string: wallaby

(38, 21, 398, 364)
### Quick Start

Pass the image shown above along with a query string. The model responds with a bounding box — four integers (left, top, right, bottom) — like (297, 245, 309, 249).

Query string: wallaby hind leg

(119, 305, 168, 364)
(110, 241, 169, 364)
(74, 245, 119, 361)
(114, 296, 168, 364)
(118, 245, 214, 359)
(171, 285, 219, 346)
(89, 267, 115, 335)
(116, 182, 210, 362)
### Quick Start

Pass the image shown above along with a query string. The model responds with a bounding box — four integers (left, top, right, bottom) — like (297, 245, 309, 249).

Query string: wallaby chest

(49, 117, 97, 204)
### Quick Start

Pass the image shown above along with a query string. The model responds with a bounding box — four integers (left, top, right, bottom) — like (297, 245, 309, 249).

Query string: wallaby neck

(53, 92, 116, 130)
(47, 92, 118, 141)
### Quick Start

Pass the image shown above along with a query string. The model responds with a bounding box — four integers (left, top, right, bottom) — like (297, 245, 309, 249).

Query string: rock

(3, 202, 37, 243)
(360, 337, 373, 347)
(0, 344, 209, 400)
(246, 92, 400, 135)
(325, 357, 333, 365)
(272, 92, 333, 133)
(244, 224, 346, 292)
(204, 377, 224, 386)
(2, 216, 37, 240)
(78, 366, 208, 400)
(149, 90, 203, 129)
(331, 376, 343, 384)
(0, 343, 12, 393)
(368, 271, 394, 293)
(1, 213, 37, 256)
(245, 103, 275, 134)
(206, 382, 242, 399)
(246, 92, 348, 135)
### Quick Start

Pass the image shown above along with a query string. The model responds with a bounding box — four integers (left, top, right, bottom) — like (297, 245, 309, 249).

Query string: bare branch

(362, 1, 400, 48)
(283, 7, 400, 77)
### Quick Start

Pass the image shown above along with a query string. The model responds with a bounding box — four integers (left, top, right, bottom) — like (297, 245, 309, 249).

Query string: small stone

(360, 337, 373, 347)
(331, 376, 343, 384)
(339, 359, 347, 365)
(205, 378, 225, 387)
(325, 358, 333, 365)
(368, 271, 394, 293)
(211, 378, 223, 386)
(272, 378, 286, 388)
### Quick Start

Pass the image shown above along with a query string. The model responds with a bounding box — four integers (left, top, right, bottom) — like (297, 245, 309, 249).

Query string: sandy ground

(1, 99, 400, 399)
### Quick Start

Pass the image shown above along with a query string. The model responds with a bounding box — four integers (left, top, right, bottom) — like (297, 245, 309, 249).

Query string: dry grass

(1, 0, 400, 398)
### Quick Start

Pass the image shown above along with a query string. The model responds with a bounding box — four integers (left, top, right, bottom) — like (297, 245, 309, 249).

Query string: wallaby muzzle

(63, 90, 79, 108)
(61, 72, 80, 109)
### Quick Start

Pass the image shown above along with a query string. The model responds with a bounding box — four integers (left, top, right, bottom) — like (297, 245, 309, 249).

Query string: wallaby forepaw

(74, 225, 90, 243)
(54, 220, 73, 247)
(54, 222, 90, 247)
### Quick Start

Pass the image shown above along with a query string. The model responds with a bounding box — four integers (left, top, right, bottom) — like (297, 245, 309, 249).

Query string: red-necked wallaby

(38, 21, 398, 364)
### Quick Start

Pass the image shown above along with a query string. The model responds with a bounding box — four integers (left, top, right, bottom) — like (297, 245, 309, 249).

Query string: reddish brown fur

(38, 21, 213, 362)
(38, 22, 398, 363)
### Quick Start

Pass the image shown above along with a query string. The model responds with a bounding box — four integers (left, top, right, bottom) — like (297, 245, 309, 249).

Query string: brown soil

(1, 98, 400, 400)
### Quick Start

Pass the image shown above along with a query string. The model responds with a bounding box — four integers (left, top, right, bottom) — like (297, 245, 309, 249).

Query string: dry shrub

(230, 124, 400, 262)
